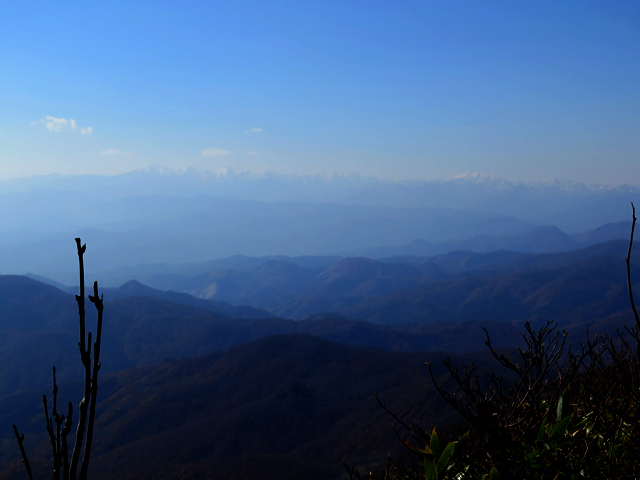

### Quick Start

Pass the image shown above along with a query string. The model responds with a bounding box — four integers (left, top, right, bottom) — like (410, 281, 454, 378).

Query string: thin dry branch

(79, 281, 104, 480)
(70, 238, 90, 480)
(12, 426, 33, 480)
(625, 202, 640, 354)
(62, 402, 73, 480)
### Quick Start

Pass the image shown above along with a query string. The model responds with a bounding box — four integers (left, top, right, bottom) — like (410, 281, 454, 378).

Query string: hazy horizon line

(1, 165, 637, 189)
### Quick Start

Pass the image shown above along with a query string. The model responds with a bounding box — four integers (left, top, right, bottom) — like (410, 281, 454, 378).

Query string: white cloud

(43, 116, 75, 132)
(33, 116, 93, 134)
(248, 151, 258, 155)
(244, 127, 263, 134)
(101, 149, 132, 155)
(202, 148, 231, 157)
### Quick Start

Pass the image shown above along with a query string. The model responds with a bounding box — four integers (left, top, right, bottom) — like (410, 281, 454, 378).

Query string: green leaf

(568, 417, 589, 433)
(490, 468, 503, 480)
(609, 443, 621, 459)
(424, 457, 438, 480)
(525, 451, 541, 469)
(556, 386, 571, 422)
(437, 442, 456, 473)
(550, 415, 573, 440)
(537, 416, 548, 442)
(430, 427, 442, 460)
(557, 395, 564, 422)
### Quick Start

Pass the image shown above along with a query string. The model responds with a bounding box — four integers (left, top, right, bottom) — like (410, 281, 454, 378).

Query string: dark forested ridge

(0, 242, 634, 400)
(71, 279, 274, 320)
(86, 239, 639, 325)
(0, 275, 525, 400)
(0, 334, 499, 480)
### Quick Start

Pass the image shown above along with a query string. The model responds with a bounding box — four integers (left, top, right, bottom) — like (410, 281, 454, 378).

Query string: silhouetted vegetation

(347, 205, 640, 479)
(13, 239, 104, 480)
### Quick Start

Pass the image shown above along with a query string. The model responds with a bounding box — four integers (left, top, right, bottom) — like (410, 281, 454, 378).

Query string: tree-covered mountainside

(70, 279, 274, 320)
(0, 334, 502, 480)
(0, 274, 523, 399)
(0, 258, 633, 401)
(89, 240, 639, 325)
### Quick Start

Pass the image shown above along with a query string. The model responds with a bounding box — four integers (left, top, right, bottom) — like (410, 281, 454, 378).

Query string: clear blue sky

(1, 0, 638, 184)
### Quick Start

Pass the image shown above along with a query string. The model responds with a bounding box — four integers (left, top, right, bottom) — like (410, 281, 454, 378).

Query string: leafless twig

(12, 425, 33, 480)
(625, 202, 640, 354)
(14, 238, 104, 480)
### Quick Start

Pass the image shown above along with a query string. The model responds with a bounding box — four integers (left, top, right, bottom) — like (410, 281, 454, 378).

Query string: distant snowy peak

(1, 166, 639, 203)
(136, 166, 639, 193)
(451, 172, 503, 183)
(445, 171, 628, 191)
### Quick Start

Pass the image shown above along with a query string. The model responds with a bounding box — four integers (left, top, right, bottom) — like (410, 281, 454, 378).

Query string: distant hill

(355, 221, 632, 258)
(1, 169, 638, 284)
(0, 193, 533, 284)
(0, 274, 529, 399)
(22, 273, 68, 290)
(105, 240, 638, 325)
(1, 168, 637, 230)
(65, 279, 274, 320)
(0, 275, 76, 332)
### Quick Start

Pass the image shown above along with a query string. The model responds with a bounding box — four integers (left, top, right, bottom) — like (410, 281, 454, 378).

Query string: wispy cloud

(33, 116, 93, 134)
(244, 127, 263, 134)
(202, 148, 231, 157)
(101, 149, 132, 155)
(248, 151, 258, 155)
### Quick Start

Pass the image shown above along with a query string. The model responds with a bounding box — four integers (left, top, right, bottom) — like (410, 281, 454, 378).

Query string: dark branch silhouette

(626, 202, 640, 353)
(12, 425, 33, 480)
(13, 238, 104, 480)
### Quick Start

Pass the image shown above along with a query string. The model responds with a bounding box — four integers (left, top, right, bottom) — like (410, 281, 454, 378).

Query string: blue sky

(1, 0, 639, 184)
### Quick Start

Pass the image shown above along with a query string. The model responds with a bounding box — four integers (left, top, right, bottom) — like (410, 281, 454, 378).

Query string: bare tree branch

(626, 202, 640, 354)
(79, 281, 104, 480)
(12, 425, 33, 480)
(62, 401, 73, 480)
(70, 238, 90, 480)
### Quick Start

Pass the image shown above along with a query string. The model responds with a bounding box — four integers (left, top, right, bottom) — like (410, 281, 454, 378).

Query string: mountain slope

(0, 334, 494, 480)
(74, 280, 274, 319)
(0, 274, 526, 398)
(117, 240, 637, 325)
